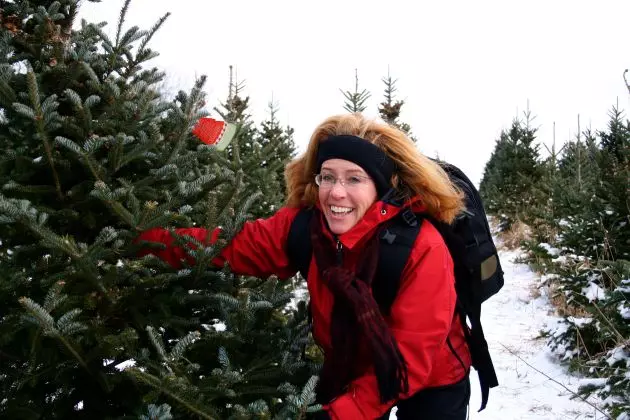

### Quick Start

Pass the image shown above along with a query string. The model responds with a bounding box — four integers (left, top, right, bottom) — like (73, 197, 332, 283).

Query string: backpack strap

(466, 306, 498, 411)
(286, 208, 314, 279)
(423, 215, 499, 411)
(286, 208, 315, 359)
(373, 208, 422, 315)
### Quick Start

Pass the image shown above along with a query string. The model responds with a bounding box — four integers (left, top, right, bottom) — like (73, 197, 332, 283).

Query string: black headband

(316, 135, 395, 197)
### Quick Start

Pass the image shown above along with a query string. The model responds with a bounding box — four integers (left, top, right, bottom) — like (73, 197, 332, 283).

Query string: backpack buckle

(400, 208, 418, 227)
(457, 209, 475, 221)
(381, 229, 397, 244)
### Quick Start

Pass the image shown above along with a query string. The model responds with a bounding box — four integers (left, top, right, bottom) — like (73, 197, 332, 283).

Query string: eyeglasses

(314, 173, 372, 189)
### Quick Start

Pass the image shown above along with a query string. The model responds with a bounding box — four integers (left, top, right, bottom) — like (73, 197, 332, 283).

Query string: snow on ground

(464, 247, 607, 420)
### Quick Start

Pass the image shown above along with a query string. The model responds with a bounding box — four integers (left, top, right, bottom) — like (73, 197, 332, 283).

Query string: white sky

(78, 0, 630, 186)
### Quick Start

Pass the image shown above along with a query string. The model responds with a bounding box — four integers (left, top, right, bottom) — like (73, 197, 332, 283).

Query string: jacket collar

(315, 196, 426, 250)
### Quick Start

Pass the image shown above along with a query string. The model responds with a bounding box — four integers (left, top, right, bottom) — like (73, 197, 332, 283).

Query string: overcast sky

(78, 0, 630, 186)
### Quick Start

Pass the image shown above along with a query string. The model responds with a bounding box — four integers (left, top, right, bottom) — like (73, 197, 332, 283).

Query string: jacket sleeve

(326, 222, 457, 419)
(136, 206, 300, 280)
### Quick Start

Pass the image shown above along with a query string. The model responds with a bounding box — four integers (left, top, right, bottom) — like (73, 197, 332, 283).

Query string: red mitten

(192, 118, 236, 151)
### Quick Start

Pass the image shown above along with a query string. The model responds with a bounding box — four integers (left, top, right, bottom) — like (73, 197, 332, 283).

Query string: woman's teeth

(330, 205, 353, 214)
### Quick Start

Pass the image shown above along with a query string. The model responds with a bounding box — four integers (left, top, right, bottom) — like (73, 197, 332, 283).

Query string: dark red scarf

(310, 211, 409, 404)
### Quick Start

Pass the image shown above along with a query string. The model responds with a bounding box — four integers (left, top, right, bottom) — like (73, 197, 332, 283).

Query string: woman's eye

(347, 176, 362, 185)
(322, 174, 336, 183)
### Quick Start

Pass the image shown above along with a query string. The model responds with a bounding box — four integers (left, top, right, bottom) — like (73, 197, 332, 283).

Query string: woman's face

(317, 159, 378, 235)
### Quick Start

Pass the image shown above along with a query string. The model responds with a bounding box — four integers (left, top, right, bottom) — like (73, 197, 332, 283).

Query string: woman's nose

(329, 181, 347, 198)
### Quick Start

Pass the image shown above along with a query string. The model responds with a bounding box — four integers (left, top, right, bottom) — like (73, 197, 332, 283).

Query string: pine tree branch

(27, 328, 42, 376)
(115, 0, 132, 48)
(167, 77, 207, 164)
(27, 69, 63, 201)
(589, 301, 626, 344)
(19, 297, 89, 372)
(216, 171, 243, 223)
(166, 124, 190, 164)
(56, 134, 105, 181)
(137, 13, 170, 55)
(87, 160, 105, 182)
(56, 333, 89, 370)
(127, 369, 217, 420)
(204, 191, 218, 244)
(91, 181, 137, 229)
(0, 197, 82, 259)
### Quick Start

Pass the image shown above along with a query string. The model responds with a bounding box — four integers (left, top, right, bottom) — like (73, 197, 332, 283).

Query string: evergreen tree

(213, 67, 295, 219)
(552, 110, 630, 260)
(340, 68, 370, 113)
(599, 105, 629, 162)
(0, 2, 317, 418)
(595, 107, 630, 260)
(377, 70, 414, 140)
(485, 108, 630, 417)
(535, 115, 630, 417)
(256, 99, 296, 215)
(548, 128, 606, 259)
(556, 128, 600, 200)
(479, 110, 544, 230)
(524, 135, 562, 243)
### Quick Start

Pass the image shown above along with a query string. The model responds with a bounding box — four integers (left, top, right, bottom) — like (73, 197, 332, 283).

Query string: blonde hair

(284, 113, 464, 223)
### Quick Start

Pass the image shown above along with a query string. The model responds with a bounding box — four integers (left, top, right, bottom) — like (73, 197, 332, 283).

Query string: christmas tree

(0, 1, 318, 418)
(213, 67, 295, 219)
(480, 102, 630, 417)
(529, 108, 630, 418)
(340, 68, 370, 113)
(377, 70, 414, 140)
(479, 109, 543, 230)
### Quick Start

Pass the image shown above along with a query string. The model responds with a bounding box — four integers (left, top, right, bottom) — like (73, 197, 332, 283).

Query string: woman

(138, 113, 471, 419)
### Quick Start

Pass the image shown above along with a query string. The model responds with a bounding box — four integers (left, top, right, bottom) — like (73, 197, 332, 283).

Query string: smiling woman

(139, 113, 470, 419)
(317, 159, 378, 234)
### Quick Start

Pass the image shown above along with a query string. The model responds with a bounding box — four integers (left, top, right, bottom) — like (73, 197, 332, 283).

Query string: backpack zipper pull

(336, 239, 343, 266)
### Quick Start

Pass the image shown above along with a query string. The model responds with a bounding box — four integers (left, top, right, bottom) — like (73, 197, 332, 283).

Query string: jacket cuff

(328, 394, 364, 419)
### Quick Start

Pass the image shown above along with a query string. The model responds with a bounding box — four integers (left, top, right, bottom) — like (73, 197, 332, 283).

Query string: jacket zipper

(335, 238, 343, 266)
(334, 238, 353, 399)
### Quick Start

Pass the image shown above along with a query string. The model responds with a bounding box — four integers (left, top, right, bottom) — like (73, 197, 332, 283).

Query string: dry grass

(547, 282, 590, 318)
(497, 219, 532, 250)
(529, 283, 542, 300)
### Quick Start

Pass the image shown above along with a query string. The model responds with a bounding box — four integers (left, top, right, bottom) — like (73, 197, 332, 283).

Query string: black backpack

(286, 162, 503, 411)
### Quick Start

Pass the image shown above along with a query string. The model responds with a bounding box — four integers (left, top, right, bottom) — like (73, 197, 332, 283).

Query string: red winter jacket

(137, 199, 471, 419)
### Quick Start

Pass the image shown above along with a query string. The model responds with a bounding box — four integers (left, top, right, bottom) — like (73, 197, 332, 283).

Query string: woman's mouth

(330, 205, 354, 217)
